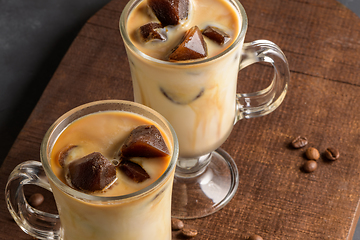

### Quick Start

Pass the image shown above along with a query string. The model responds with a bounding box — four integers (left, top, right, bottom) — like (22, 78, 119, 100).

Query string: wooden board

(1, 0, 360, 239)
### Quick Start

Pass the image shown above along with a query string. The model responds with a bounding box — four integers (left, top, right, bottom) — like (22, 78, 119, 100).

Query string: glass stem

(175, 153, 212, 178)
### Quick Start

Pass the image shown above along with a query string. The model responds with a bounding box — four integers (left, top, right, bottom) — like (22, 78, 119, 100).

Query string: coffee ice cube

(121, 125, 170, 158)
(139, 22, 167, 42)
(148, 0, 189, 26)
(160, 87, 204, 105)
(67, 152, 116, 192)
(168, 26, 207, 61)
(119, 159, 150, 183)
(57, 144, 78, 168)
(202, 26, 230, 45)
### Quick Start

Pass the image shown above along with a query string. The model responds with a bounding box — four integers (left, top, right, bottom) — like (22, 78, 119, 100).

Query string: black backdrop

(0, 0, 111, 165)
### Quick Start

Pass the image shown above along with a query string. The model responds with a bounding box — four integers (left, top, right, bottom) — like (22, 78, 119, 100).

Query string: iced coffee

(120, 0, 289, 219)
(122, 0, 242, 158)
(50, 110, 174, 240)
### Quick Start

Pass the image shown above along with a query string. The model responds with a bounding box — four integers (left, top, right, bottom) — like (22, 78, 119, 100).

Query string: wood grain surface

(1, 0, 360, 239)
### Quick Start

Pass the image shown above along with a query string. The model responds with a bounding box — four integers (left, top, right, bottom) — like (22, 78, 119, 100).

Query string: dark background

(1, 0, 360, 238)
(0, 0, 111, 165)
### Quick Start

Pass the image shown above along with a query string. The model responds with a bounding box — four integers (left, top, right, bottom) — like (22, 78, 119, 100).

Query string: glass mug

(5, 100, 179, 240)
(120, 0, 290, 219)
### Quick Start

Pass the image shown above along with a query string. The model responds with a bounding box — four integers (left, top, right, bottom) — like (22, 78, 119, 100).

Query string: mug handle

(5, 161, 61, 240)
(235, 40, 290, 122)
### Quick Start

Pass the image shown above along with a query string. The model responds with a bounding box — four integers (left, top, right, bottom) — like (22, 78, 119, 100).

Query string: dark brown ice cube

(160, 87, 204, 105)
(148, 0, 189, 26)
(139, 22, 167, 42)
(168, 26, 207, 61)
(119, 159, 150, 183)
(67, 152, 116, 192)
(202, 26, 230, 45)
(57, 145, 78, 168)
(121, 125, 170, 158)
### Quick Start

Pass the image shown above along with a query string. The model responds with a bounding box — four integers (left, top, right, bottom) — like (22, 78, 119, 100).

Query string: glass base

(171, 148, 239, 219)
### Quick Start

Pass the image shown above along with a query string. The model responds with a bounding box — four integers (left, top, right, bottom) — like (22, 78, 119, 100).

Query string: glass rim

(119, 0, 248, 66)
(40, 100, 179, 203)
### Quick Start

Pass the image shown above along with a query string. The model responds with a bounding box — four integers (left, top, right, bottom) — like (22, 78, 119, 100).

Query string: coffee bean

(324, 147, 340, 161)
(306, 147, 320, 160)
(303, 160, 317, 173)
(28, 193, 44, 207)
(171, 217, 184, 230)
(248, 234, 263, 240)
(181, 228, 197, 238)
(291, 136, 308, 149)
